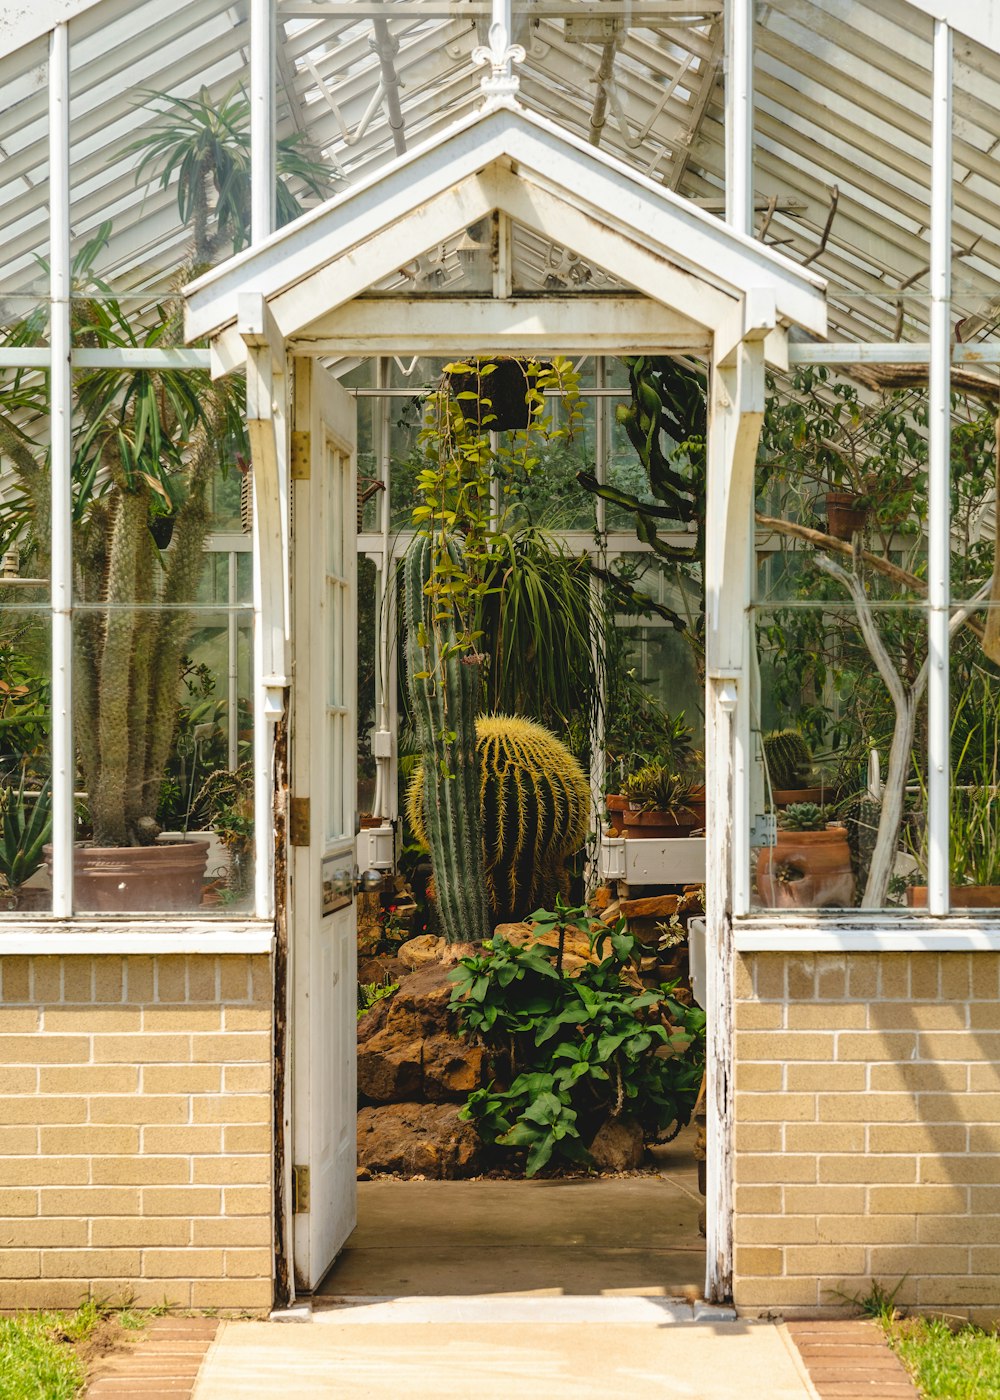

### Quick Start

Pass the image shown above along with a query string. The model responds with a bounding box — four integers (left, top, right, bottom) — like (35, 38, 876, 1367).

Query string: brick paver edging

(85, 1316, 220, 1399)
(785, 1320, 919, 1400)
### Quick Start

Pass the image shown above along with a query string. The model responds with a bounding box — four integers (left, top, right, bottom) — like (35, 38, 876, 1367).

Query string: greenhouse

(2, 0, 1000, 1324)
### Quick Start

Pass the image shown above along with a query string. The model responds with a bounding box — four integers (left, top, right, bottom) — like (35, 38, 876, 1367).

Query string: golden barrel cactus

(407, 714, 591, 925)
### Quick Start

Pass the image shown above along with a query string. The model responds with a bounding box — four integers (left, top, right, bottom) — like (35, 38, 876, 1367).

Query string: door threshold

(297, 1296, 736, 1324)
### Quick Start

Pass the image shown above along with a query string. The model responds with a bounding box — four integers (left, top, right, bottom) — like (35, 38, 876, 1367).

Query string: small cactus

(841, 793, 880, 885)
(763, 728, 812, 791)
(407, 714, 590, 925)
(781, 802, 827, 832)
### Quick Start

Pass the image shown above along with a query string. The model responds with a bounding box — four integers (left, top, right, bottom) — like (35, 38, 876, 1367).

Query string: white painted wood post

(49, 23, 73, 918)
(927, 20, 953, 915)
(724, 0, 754, 237)
(251, 0, 276, 246)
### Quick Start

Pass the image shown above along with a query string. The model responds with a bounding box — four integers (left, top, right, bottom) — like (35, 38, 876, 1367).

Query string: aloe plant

(0, 776, 52, 895)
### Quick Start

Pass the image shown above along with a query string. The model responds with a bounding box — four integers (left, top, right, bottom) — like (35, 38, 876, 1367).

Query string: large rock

(357, 1103, 482, 1179)
(356, 959, 488, 1105)
(495, 921, 600, 975)
(589, 1115, 645, 1172)
(398, 934, 446, 970)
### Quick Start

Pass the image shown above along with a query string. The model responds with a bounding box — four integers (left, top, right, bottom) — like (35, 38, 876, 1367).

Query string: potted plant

(756, 802, 855, 909)
(762, 727, 825, 806)
(824, 489, 868, 541)
(621, 764, 698, 840)
(446, 358, 549, 433)
(906, 783, 1000, 909)
(192, 761, 254, 903)
(0, 776, 52, 911)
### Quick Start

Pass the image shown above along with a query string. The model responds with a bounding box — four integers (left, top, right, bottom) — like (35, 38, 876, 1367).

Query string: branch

(756, 513, 919, 592)
(813, 545, 908, 717)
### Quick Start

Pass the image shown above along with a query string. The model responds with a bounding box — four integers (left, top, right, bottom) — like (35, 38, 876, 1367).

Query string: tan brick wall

(734, 951, 1000, 1324)
(0, 953, 273, 1313)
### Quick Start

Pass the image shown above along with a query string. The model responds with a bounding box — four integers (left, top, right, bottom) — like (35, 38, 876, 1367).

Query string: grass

(886, 1317, 1000, 1400)
(0, 1299, 151, 1400)
(844, 1278, 1000, 1399)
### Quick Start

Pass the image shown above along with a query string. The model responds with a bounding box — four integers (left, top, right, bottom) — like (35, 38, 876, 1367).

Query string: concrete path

(192, 1298, 819, 1400)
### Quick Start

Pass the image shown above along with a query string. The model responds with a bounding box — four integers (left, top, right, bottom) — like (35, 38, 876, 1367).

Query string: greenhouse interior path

(317, 1130, 705, 1298)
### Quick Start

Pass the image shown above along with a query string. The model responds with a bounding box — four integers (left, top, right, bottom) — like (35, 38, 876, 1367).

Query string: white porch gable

(183, 101, 827, 372)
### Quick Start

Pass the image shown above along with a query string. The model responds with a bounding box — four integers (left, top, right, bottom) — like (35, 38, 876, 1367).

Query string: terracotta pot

(906, 885, 1000, 909)
(605, 794, 629, 835)
(772, 785, 825, 807)
(755, 825, 855, 909)
(825, 491, 867, 541)
(622, 807, 698, 840)
(45, 837, 210, 913)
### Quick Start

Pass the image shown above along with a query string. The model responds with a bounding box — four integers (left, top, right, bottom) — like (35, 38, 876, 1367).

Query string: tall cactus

(403, 534, 491, 946)
(407, 714, 590, 925)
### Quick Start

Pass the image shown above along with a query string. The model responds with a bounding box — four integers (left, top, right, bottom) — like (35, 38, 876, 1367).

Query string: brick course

(734, 951, 1000, 1324)
(0, 954, 273, 1312)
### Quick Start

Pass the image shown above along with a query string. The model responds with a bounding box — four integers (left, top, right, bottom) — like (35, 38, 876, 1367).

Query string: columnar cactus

(407, 712, 590, 925)
(403, 534, 491, 946)
(762, 728, 812, 791)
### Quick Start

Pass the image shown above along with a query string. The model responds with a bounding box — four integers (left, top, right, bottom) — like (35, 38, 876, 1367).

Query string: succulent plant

(407, 714, 590, 925)
(622, 763, 695, 819)
(763, 728, 812, 791)
(781, 802, 827, 832)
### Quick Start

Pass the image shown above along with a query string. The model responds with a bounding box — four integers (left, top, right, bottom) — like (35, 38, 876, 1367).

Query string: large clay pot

(825, 491, 867, 541)
(45, 837, 210, 913)
(756, 825, 855, 909)
(605, 794, 629, 835)
(622, 806, 698, 840)
(771, 785, 825, 807)
(906, 885, 1000, 909)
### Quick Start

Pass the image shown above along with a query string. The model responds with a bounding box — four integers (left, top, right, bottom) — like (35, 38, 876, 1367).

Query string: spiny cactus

(763, 728, 812, 791)
(781, 802, 827, 832)
(841, 793, 880, 886)
(403, 533, 491, 946)
(407, 714, 590, 926)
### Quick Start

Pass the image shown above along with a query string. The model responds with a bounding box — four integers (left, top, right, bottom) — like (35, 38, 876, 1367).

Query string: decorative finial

(472, 20, 526, 99)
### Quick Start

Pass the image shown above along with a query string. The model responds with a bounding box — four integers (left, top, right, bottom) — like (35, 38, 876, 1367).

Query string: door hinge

(289, 796, 311, 846)
(291, 430, 311, 480)
(292, 1164, 310, 1213)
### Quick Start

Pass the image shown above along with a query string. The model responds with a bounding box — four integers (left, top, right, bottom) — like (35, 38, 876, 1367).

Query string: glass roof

(0, 0, 998, 354)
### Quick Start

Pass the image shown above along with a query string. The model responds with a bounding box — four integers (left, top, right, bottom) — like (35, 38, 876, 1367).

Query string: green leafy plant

(621, 763, 695, 819)
(357, 979, 398, 1021)
(0, 775, 51, 898)
(780, 802, 827, 832)
(449, 898, 705, 1176)
(126, 85, 335, 265)
(192, 761, 254, 899)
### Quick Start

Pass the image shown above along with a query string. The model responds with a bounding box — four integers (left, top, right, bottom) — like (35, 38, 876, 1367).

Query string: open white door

(290, 357, 358, 1292)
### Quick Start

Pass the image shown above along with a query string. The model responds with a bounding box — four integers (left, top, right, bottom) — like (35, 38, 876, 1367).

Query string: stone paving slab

(192, 1304, 817, 1400)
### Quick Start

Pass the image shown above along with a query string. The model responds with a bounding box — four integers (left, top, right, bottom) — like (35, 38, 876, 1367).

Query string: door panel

(291, 358, 358, 1292)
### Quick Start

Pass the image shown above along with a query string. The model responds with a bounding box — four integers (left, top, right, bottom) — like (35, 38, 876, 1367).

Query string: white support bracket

(714, 287, 778, 369)
(239, 293, 289, 919)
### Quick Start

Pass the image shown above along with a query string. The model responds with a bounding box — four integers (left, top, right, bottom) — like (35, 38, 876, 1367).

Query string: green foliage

(407, 715, 590, 924)
(888, 1316, 1000, 1400)
(621, 763, 695, 818)
(781, 802, 827, 832)
(0, 1298, 155, 1400)
(762, 728, 812, 791)
(126, 85, 335, 265)
(0, 775, 51, 896)
(357, 979, 398, 1021)
(449, 898, 705, 1177)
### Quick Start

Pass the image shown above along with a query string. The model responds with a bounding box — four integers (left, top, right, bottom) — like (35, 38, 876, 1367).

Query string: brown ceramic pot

(906, 885, 1000, 909)
(825, 491, 867, 541)
(45, 837, 210, 913)
(772, 785, 825, 807)
(756, 825, 855, 909)
(605, 794, 629, 835)
(622, 806, 698, 840)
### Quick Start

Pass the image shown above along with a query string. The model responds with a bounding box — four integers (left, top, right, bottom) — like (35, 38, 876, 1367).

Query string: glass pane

(72, 606, 253, 913)
(357, 556, 378, 822)
(0, 36, 49, 297)
(0, 608, 51, 915)
(947, 608, 1000, 908)
(757, 368, 928, 606)
(752, 604, 927, 912)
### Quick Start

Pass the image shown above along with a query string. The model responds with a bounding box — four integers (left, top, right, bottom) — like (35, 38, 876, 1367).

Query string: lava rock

(589, 1115, 645, 1172)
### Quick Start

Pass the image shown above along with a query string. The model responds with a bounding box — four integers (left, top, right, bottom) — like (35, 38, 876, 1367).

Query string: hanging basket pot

(448, 358, 549, 432)
(825, 491, 867, 541)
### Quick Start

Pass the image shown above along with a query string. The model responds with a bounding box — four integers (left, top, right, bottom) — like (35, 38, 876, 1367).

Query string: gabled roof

(184, 100, 827, 371)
